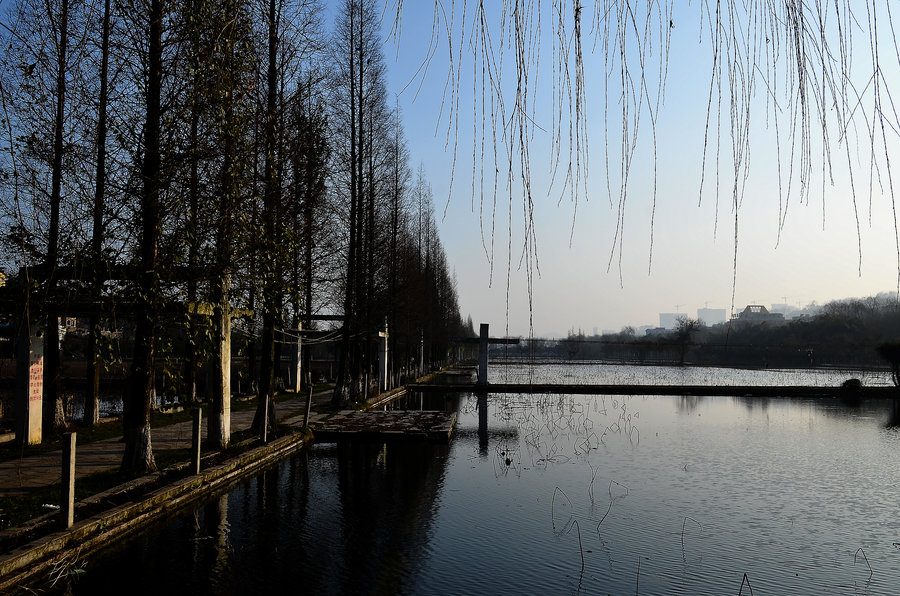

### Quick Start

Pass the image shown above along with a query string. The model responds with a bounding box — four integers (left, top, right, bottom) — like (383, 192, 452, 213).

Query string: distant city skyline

(477, 292, 897, 339)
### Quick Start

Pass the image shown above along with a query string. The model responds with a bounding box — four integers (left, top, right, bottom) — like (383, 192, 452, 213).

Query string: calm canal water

(45, 364, 900, 595)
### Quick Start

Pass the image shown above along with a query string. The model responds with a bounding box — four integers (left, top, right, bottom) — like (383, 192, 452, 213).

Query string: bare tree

(84, 0, 113, 428)
(674, 316, 702, 365)
(121, 0, 163, 476)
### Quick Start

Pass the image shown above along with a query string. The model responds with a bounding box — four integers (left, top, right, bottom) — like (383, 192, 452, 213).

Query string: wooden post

(477, 323, 489, 386)
(192, 408, 202, 475)
(61, 432, 75, 528)
(15, 316, 44, 445)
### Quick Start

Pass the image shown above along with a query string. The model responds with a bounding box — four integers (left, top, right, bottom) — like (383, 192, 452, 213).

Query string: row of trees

(0, 0, 470, 473)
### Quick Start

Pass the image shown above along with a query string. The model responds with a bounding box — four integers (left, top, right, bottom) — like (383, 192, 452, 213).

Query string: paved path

(0, 391, 333, 497)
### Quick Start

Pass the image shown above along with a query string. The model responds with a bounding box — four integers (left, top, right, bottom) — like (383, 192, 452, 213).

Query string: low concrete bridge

(407, 382, 899, 398)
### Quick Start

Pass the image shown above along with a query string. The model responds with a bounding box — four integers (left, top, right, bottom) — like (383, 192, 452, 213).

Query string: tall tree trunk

(246, 201, 257, 392)
(303, 133, 314, 390)
(388, 109, 400, 387)
(184, 10, 201, 406)
(122, 0, 162, 476)
(254, 0, 278, 433)
(351, 0, 365, 397)
(85, 0, 111, 428)
(332, 2, 358, 406)
(365, 110, 375, 387)
(43, 0, 69, 437)
(210, 30, 237, 448)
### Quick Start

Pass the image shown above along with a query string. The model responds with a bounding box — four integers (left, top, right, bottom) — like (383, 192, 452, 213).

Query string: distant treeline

(492, 295, 900, 369)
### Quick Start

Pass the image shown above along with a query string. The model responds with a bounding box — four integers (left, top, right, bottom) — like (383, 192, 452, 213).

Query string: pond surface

(45, 365, 900, 595)
(488, 361, 892, 386)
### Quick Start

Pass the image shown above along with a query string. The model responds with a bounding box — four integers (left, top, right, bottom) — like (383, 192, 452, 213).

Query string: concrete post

(192, 408, 202, 475)
(61, 432, 75, 528)
(15, 316, 44, 445)
(261, 402, 268, 444)
(477, 323, 489, 386)
(378, 319, 389, 393)
(293, 321, 302, 393)
(303, 386, 312, 428)
(419, 331, 424, 377)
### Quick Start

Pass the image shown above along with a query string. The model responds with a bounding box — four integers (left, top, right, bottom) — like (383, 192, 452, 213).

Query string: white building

(659, 313, 679, 329)
(697, 308, 727, 325)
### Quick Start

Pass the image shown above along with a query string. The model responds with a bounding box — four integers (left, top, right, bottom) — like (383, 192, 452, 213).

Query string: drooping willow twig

(385, 1, 900, 332)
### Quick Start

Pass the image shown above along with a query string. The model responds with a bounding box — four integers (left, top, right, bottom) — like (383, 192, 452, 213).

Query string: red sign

(28, 356, 43, 402)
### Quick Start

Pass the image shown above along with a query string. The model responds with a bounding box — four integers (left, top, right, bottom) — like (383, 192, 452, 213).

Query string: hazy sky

(378, 2, 900, 337)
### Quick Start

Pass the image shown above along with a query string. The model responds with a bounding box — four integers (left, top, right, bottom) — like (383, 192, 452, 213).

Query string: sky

(376, 1, 900, 338)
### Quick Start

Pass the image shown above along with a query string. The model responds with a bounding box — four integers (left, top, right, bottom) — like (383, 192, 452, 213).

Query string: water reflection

(48, 438, 450, 595)
(333, 441, 450, 595)
(736, 395, 771, 411)
(885, 400, 900, 428)
(477, 392, 488, 455)
(676, 395, 702, 414)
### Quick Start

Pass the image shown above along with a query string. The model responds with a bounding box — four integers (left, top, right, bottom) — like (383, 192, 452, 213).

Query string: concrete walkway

(0, 391, 333, 498)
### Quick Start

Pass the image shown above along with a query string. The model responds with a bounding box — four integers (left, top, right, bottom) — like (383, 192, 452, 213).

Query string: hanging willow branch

(389, 1, 900, 315)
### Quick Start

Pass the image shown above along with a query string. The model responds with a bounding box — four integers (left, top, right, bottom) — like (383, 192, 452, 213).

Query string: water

(488, 361, 892, 386)
(44, 364, 900, 595)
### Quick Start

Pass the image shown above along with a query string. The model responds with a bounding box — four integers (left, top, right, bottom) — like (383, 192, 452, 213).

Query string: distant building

(659, 313, 679, 329)
(645, 327, 669, 337)
(769, 303, 798, 319)
(732, 305, 785, 325)
(697, 308, 727, 326)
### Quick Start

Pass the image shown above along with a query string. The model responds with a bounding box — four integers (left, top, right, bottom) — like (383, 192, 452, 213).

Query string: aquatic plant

(681, 516, 702, 549)
(597, 480, 630, 531)
(738, 572, 754, 595)
(635, 557, 642, 595)
(854, 547, 873, 578)
(551, 486, 574, 533)
(597, 499, 614, 530)
(570, 519, 585, 573)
